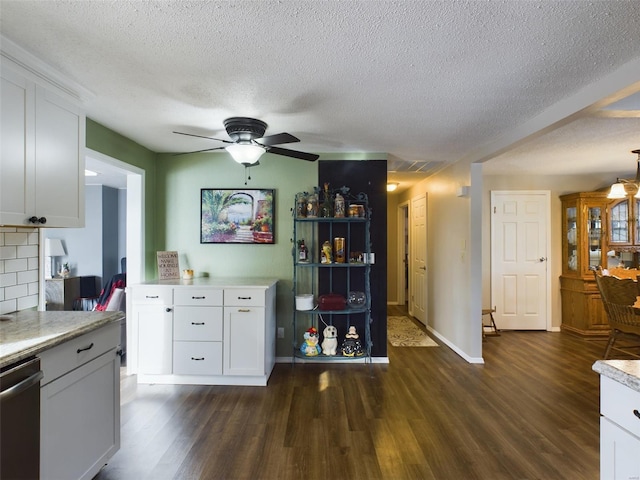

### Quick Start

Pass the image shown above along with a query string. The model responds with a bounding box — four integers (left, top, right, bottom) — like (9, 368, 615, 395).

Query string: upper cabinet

(0, 55, 85, 228)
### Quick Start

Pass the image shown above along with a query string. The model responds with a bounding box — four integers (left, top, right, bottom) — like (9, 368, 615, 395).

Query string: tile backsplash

(0, 226, 39, 314)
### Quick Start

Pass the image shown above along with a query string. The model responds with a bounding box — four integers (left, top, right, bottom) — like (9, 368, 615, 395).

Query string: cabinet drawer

(224, 289, 265, 307)
(174, 306, 223, 341)
(601, 375, 640, 438)
(173, 341, 222, 375)
(174, 288, 223, 306)
(39, 322, 120, 386)
(131, 286, 172, 305)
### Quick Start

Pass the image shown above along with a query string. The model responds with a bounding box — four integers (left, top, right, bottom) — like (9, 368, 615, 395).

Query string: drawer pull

(191, 322, 205, 325)
(238, 309, 251, 313)
(192, 296, 206, 300)
(77, 342, 94, 354)
(191, 357, 205, 361)
(634, 409, 640, 420)
(238, 296, 252, 300)
(145, 295, 159, 299)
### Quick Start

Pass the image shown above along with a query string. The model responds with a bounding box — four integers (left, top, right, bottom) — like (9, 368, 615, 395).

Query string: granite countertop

(0, 310, 125, 369)
(132, 277, 278, 288)
(593, 359, 640, 393)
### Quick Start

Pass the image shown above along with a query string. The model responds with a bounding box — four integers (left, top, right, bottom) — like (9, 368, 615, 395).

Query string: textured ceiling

(1, 1, 639, 191)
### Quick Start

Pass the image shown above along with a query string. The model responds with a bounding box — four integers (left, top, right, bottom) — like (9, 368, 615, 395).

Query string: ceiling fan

(173, 117, 319, 165)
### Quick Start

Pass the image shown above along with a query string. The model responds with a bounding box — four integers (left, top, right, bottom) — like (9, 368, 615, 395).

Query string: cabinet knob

(634, 409, 640, 420)
(28, 216, 39, 224)
(38, 217, 47, 224)
(165, 307, 172, 313)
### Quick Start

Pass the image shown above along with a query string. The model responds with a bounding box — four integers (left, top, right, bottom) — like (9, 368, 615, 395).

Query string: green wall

(155, 151, 318, 354)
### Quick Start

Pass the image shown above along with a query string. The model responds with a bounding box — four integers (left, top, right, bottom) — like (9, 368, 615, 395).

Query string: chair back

(594, 270, 638, 306)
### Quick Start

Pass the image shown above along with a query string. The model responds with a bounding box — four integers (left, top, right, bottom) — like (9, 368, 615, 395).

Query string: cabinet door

(601, 417, 640, 480)
(609, 198, 631, 246)
(34, 86, 85, 227)
(224, 307, 264, 376)
(0, 66, 34, 225)
(41, 350, 120, 480)
(136, 304, 173, 375)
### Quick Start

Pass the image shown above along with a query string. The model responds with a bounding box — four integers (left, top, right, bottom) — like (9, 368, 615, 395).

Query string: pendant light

(607, 149, 640, 199)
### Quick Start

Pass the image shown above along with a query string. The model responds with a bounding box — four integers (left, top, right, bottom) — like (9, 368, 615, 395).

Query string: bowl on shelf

(347, 291, 366, 308)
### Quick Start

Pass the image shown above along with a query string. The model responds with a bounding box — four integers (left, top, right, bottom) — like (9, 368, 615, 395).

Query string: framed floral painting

(201, 188, 275, 244)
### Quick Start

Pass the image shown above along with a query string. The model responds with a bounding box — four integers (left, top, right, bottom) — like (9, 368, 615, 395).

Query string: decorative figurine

(321, 325, 339, 356)
(321, 241, 333, 264)
(58, 262, 70, 278)
(341, 325, 364, 356)
(300, 326, 322, 356)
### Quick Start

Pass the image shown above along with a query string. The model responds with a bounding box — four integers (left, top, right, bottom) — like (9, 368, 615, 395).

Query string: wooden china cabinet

(560, 191, 609, 336)
(560, 190, 640, 336)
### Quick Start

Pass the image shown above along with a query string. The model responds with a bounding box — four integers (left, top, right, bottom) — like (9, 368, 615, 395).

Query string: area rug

(387, 316, 439, 347)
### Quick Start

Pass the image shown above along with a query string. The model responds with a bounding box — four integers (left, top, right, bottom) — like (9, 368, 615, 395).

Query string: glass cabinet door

(609, 199, 630, 245)
(587, 206, 603, 271)
(566, 205, 577, 272)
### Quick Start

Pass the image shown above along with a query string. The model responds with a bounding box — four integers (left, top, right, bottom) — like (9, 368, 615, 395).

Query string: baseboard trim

(427, 326, 485, 364)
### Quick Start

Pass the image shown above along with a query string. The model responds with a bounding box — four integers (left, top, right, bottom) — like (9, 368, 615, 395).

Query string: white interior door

(410, 194, 427, 325)
(491, 191, 550, 330)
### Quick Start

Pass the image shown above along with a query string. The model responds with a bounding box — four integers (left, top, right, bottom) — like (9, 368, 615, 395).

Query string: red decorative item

(318, 293, 346, 311)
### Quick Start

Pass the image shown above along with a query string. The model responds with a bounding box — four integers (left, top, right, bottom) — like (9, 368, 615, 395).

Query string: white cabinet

(0, 57, 85, 227)
(130, 279, 276, 386)
(224, 297, 265, 377)
(600, 375, 640, 478)
(131, 286, 173, 375)
(173, 288, 223, 376)
(137, 304, 173, 375)
(39, 322, 120, 480)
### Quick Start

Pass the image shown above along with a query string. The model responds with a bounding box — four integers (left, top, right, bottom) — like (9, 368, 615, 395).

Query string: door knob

(539, 257, 547, 262)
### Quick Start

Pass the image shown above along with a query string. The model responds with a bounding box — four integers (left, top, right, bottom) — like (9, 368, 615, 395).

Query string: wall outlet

(277, 327, 284, 339)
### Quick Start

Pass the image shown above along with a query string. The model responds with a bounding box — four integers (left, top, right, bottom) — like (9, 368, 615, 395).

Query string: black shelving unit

(292, 190, 372, 362)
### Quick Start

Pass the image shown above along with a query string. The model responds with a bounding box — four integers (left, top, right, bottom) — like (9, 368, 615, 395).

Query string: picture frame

(201, 188, 275, 244)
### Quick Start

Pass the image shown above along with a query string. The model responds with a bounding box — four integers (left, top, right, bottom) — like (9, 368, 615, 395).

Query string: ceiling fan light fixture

(225, 143, 265, 165)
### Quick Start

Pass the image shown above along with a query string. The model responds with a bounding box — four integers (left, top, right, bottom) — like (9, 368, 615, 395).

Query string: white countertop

(593, 359, 640, 393)
(0, 310, 124, 369)
(130, 277, 278, 288)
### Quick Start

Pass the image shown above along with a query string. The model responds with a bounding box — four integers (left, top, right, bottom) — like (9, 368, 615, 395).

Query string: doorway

(396, 201, 410, 307)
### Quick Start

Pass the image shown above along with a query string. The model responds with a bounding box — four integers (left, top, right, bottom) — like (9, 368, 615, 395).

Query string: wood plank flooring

(95, 307, 610, 480)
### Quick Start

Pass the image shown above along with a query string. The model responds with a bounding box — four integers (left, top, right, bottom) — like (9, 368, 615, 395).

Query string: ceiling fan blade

(256, 132, 300, 146)
(172, 146, 226, 156)
(173, 131, 233, 144)
(267, 146, 319, 162)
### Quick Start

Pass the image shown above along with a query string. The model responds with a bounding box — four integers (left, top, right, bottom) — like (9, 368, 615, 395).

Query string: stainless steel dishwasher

(1, 356, 44, 480)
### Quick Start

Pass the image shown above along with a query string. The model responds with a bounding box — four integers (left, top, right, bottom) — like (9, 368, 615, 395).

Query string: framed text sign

(157, 251, 180, 279)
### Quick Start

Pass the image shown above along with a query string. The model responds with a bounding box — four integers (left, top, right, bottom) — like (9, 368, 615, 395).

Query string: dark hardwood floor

(96, 307, 609, 480)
